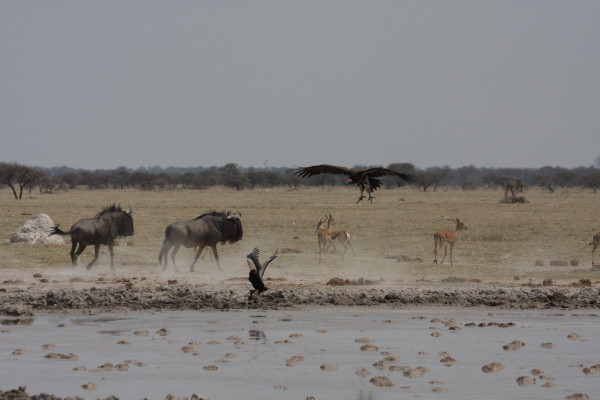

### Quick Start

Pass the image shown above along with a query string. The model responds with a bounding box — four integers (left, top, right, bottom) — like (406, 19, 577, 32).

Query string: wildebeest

(50, 204, 134, 270)
(158, 210, 243, 272)
(590, 232, 600, 266)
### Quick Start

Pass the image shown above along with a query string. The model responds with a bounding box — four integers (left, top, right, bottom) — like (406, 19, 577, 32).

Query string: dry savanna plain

(0, 185, 599, 310)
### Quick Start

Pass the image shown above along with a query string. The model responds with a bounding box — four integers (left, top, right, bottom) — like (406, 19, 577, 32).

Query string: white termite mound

(10, 214, 64, 244)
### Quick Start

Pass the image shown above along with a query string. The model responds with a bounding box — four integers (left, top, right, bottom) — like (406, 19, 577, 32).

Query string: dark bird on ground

(293, 164, 415, 203)
(247, 247, 278, 294)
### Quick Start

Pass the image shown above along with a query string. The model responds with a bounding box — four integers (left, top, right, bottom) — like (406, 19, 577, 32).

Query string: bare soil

(1, 264, 599, 316)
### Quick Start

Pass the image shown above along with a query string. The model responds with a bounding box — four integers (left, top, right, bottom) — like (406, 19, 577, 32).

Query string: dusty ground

(1, 186, 599, 314)
(1, 263, 599, 316)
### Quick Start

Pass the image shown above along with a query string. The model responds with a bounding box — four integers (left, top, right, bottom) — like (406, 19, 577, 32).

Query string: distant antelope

(433, 219, 468, 266)
(590, 232, 600, 266)
(315, 216, 331, 264)
(325, 214, 355, 261)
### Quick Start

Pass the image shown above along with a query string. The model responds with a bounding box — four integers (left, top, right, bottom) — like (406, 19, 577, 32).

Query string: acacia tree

(416, 167, 451, 191)
(581, 172, 600, 193)
(60, 173, 81, 189)
(0, 162, 45, 199)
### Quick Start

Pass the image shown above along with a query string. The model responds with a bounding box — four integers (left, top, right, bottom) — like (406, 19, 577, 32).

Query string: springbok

(590, 232, 600, 266)
(316, 216, 331, 264)
(325, 214, 355, 261)
(433, 218, 468, 266)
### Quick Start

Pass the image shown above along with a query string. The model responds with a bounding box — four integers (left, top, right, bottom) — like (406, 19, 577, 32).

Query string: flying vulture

(293, 164, 415, 202)
(247, 247, 278, 294)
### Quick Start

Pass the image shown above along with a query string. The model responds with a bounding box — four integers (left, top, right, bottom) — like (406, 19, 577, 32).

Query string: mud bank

(1, 284, 599, 314)
(0, 386, 205, 400)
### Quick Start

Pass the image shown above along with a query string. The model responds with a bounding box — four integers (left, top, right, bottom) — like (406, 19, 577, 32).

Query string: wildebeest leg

(108, 242, 115, 271)
(159, 240, 173, 271)
(190, 245, 206, 272)
(70, 241, 79, 266)
(87, 244, 100, 270)
(74, 242, 87, 266)
(200, 247, 212, 260)
(210, 245, 223, 272)
(170, 243, 181, 273)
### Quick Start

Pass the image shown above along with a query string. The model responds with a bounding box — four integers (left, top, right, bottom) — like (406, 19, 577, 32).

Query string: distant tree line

(1, 161, 600, 199)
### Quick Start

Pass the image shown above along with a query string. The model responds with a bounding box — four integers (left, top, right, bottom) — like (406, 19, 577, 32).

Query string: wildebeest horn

(236, 210, 242, 217)
(126, 206, 132, 215)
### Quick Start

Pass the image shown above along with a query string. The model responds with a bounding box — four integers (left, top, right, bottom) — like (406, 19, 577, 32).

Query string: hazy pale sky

(1, 1, 599, 170)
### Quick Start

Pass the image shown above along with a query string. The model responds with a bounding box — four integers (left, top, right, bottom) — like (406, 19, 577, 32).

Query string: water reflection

(1, 309, 598, 400)
(0, 318, 34, 326)
(97, 329, 128, 336)
(249, 329, 266, 340)
(355, 391, 377, 400)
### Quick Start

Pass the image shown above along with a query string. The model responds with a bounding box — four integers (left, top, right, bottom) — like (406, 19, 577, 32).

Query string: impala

(433, 218, 468, 266)
(590, 232, 600, 266)
(315, 216, 331, 265)
(325, 214, 355, 261)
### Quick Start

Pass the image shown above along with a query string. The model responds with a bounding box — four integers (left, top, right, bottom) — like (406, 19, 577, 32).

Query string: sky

(1, 1, 599, 171)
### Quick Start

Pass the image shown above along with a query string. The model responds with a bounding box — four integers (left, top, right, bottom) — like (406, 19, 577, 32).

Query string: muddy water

(1, 308, 598, 400)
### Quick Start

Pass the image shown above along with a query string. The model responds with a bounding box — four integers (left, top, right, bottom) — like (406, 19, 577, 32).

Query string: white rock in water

(11, 214, 64, 244)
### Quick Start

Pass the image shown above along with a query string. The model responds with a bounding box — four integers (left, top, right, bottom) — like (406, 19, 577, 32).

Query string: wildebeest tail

(49, 225, 72, 236)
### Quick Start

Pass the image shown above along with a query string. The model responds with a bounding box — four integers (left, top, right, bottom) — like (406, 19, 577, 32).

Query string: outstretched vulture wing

(361, 167, 416, 184)
(293, 164, 353, 179)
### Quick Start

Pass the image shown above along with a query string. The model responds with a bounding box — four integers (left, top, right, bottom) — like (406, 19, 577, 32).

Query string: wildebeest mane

(216, 216, 243, 244)
(115, 214, 134, 238)
(95, 204, 133, 237)
(95, 204, 124, 219)
(193, 210, 227, 220)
